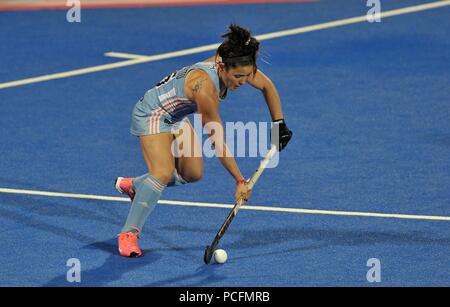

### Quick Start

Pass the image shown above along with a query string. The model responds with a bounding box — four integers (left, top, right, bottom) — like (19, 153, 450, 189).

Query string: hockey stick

(203, 145, 278, 264)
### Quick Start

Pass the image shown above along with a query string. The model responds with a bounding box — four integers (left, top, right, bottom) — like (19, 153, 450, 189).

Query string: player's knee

(183, 169, 203, 183)
(152, 168, 175, 185)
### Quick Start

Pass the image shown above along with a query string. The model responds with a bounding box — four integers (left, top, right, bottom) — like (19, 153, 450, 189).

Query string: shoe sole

(118, 247, 142, 258)
(115, 177, 125, 194)
(115, 177, 135, 201)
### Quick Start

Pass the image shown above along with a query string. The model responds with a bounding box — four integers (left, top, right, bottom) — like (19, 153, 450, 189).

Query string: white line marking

(0, 43, 220, 89)
(103, 52, 149, 59)
(0, 188, 130, 202)
(255, 0, 450, 41)
(1, 187, 449, 221)
(0, 58, 147, 89)
(1, 0, 449, 89)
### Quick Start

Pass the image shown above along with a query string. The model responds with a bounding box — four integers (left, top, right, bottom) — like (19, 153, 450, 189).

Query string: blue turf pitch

(0, 0, 449, 286)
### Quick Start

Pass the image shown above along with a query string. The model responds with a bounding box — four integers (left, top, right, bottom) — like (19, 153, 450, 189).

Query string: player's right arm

(186, 70, 250, 201)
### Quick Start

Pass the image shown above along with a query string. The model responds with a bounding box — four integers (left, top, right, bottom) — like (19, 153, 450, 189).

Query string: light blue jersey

(130, 62, 223, 136)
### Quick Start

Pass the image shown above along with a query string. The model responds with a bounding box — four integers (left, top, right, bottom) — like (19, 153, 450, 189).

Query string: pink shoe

(115, 177, 135, 201)
(118, 228, 142, 257)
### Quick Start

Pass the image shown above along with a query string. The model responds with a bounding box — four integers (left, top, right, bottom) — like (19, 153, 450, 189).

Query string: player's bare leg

(172, 119, 203, 183)
(115, 119, 203, 201)
(118, 133, 174, 257)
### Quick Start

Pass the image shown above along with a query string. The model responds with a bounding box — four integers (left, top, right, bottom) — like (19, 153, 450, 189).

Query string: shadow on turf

(160, 224, 450, 255)
(0, 198, 165, 286)
(143, 265, 228, 287)
(43, 238, 225, 287)
(44, 238, 162, 287)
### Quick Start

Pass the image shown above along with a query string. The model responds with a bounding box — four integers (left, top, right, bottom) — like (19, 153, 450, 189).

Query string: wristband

(236, 179, 247, 185)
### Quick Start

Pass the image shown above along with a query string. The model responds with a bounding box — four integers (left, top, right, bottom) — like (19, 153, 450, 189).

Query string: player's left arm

(248, 69, 293, 151)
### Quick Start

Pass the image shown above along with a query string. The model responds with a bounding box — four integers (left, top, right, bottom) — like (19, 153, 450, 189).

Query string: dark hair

(216, 24, 260, 73)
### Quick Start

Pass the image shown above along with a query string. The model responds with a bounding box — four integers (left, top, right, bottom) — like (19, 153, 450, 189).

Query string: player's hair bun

(222, 24, 251, 46)
(217, 24, 260, 68)
(220, 24, 259, 55)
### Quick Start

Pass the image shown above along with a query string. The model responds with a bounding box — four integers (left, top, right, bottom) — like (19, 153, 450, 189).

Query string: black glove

(271, 119, 293, 151)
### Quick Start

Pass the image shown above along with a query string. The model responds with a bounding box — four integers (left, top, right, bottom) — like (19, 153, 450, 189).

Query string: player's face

(220, 65, 254, 91)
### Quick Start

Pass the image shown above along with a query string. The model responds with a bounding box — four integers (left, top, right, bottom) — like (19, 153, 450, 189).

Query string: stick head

(203, 245, 214, 264)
